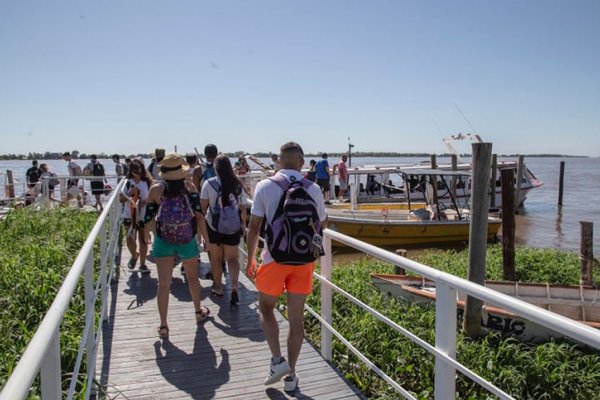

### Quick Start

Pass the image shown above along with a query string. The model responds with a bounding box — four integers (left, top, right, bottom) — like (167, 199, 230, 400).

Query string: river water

(1, 156, 598, 255)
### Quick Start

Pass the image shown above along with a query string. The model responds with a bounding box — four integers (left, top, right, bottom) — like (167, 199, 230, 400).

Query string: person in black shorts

(87, 154, 106, 211)
(200, 155, 248, 306)
(26, 160, 42, 189)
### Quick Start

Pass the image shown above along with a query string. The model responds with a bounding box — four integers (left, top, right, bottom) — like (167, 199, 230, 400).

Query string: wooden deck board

(95, 246, 364, 399)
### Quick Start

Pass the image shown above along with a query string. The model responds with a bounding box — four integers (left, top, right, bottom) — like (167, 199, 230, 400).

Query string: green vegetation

(0, 208, 98, 398)
(416, 244, 600, 285)
(301, 246, 600, 399)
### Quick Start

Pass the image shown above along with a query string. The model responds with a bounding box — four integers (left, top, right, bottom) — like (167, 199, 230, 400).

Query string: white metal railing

(0, 179, 125, 400)
(1, 174, 120, 207)
(311, 229, 600, 400)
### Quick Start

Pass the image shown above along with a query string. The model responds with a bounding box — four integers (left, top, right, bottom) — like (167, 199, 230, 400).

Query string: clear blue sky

(1, 1, 599, 156)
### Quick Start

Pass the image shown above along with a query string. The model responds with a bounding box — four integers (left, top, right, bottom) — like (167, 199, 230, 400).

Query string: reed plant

(0, 208, 98, 398)
(302, 246, 600, 399)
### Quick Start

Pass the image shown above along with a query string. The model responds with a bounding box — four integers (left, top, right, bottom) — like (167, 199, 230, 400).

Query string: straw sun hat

(158, 153, 189, 180)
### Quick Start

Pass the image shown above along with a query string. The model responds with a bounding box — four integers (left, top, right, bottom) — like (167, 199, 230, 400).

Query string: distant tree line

(0, 150, 589, 161)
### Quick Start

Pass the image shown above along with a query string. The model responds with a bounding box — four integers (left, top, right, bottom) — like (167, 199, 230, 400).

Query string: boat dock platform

(95, 247, 363, 399)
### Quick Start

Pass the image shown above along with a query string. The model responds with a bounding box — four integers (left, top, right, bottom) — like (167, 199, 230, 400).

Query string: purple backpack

(208, 178, 242, 235)
(156, 189, 195, 245)
(266, 174, 322, 265)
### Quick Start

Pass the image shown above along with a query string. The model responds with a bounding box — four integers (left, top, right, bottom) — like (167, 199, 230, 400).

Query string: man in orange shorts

(245, 142, 327, 394)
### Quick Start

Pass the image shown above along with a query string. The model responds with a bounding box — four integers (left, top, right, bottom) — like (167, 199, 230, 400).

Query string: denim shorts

(153, 236, 198, 260)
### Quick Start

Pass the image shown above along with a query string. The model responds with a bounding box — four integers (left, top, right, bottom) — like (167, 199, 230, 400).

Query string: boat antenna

(455, 104, 478, 134)
(347, 136, 354, 167)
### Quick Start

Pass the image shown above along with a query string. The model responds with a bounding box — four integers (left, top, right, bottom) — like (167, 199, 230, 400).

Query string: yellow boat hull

(327, 217, 501, 247)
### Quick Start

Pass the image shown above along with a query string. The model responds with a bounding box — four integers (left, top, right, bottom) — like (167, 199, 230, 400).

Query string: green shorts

(153, 236, 199, 260)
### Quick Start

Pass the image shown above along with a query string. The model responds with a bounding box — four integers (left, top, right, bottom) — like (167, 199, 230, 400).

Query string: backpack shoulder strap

(268, 174, 290, 192)
(207, 177, 221, 193)
(300, 177, 313, 189)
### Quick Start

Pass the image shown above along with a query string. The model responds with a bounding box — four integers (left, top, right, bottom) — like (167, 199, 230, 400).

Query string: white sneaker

(283, 374, 299, 393)
(264, 358, 290, 385)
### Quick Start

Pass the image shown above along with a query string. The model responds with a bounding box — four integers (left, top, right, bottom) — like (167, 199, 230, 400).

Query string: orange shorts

(255, 261, 314, 297)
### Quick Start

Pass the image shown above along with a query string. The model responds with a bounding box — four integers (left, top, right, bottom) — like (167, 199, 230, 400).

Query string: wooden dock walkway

(95, 247, 364, 399)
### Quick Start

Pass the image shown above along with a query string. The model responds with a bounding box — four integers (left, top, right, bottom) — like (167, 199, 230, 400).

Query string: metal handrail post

(40, 330, 61, 400)
(434, 282, 457, 400)
(100, 218, 109, 322)
(107, 200, 119, 283)
(329, 175, 336, 201)
(320, 232, 333, 361)
(84, 251, 96, 393)
(42, 178, 50, 209)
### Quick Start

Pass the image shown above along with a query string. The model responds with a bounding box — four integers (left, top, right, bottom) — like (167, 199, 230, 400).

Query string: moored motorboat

(335, 134, 543, 207)
(371, 274, 600, 342)
(327, 168, 502, 248)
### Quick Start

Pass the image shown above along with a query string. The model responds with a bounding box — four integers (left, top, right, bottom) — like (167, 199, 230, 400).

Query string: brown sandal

(157, 325, 169, 338)
(195, 307, 210, 324)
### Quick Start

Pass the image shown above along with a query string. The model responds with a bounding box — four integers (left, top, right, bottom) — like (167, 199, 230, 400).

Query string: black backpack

(266, 175, 323, 265)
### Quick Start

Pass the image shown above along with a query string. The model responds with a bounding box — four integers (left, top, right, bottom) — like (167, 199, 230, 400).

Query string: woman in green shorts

(144, 153, 210, 339)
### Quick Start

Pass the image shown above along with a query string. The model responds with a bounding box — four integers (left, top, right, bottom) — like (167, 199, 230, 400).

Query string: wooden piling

(558, 161, 565, 206)
(515, 155, 524, 212)
(580, 221, 594, 286)
(395, 249, 407, 275)
(6, 170, 15, 199)
(490, 154, 497, 208)
(430, 154, 437, 169)
(501, 168, 516, 281)
(463, 142, 492, 339)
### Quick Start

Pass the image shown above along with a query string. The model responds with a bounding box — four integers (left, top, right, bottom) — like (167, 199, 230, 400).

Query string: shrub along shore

(0, 208, 98, 397)
(302, 246, 600, 399)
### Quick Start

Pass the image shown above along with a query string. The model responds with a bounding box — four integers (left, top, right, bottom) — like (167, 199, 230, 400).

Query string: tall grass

(0, 208, 98, 398)
(303, 247, 600, 399)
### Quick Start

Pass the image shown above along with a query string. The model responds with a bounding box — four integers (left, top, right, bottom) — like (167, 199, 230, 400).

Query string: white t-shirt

(121, 179, 150, 220)
(251, 169, 327, 265)
(200, 176, 249, 231)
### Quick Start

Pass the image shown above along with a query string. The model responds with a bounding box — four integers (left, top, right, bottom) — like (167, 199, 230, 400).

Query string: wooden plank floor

(95, 246, 364, 400)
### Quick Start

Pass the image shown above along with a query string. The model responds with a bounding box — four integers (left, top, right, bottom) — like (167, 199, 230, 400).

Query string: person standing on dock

(124, 157, 132, 177)
(112, 154, 125, 182)
(200, 143, 224, 280)
(39, 163, 59, 201)
(144, 153, 209, 339)
(62, 151, 83, 207)
(186, 153, 202, 193)
(25, 160, 42, 189)
(245, 141, 327, 393)
(200, 154, 247, 306)
(270, 154, 281, 172)
(148, 148, 166, 182)
(120, 159, 153, 274)
(87, 155, 107, 211)
(201, 144, 218, 183)
(315, 152, 331, 203)
(305, 159, 317, 182)
(332, 154, 348, 200)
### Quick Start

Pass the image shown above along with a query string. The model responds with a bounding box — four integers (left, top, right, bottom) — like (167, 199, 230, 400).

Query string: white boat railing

(314, 229, 600, 400)
(0, 179, 126, 400)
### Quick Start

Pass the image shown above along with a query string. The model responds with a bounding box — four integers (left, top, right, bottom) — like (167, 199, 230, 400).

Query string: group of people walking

(115, 142, 328, 393)
(24, 143, 340, 393)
